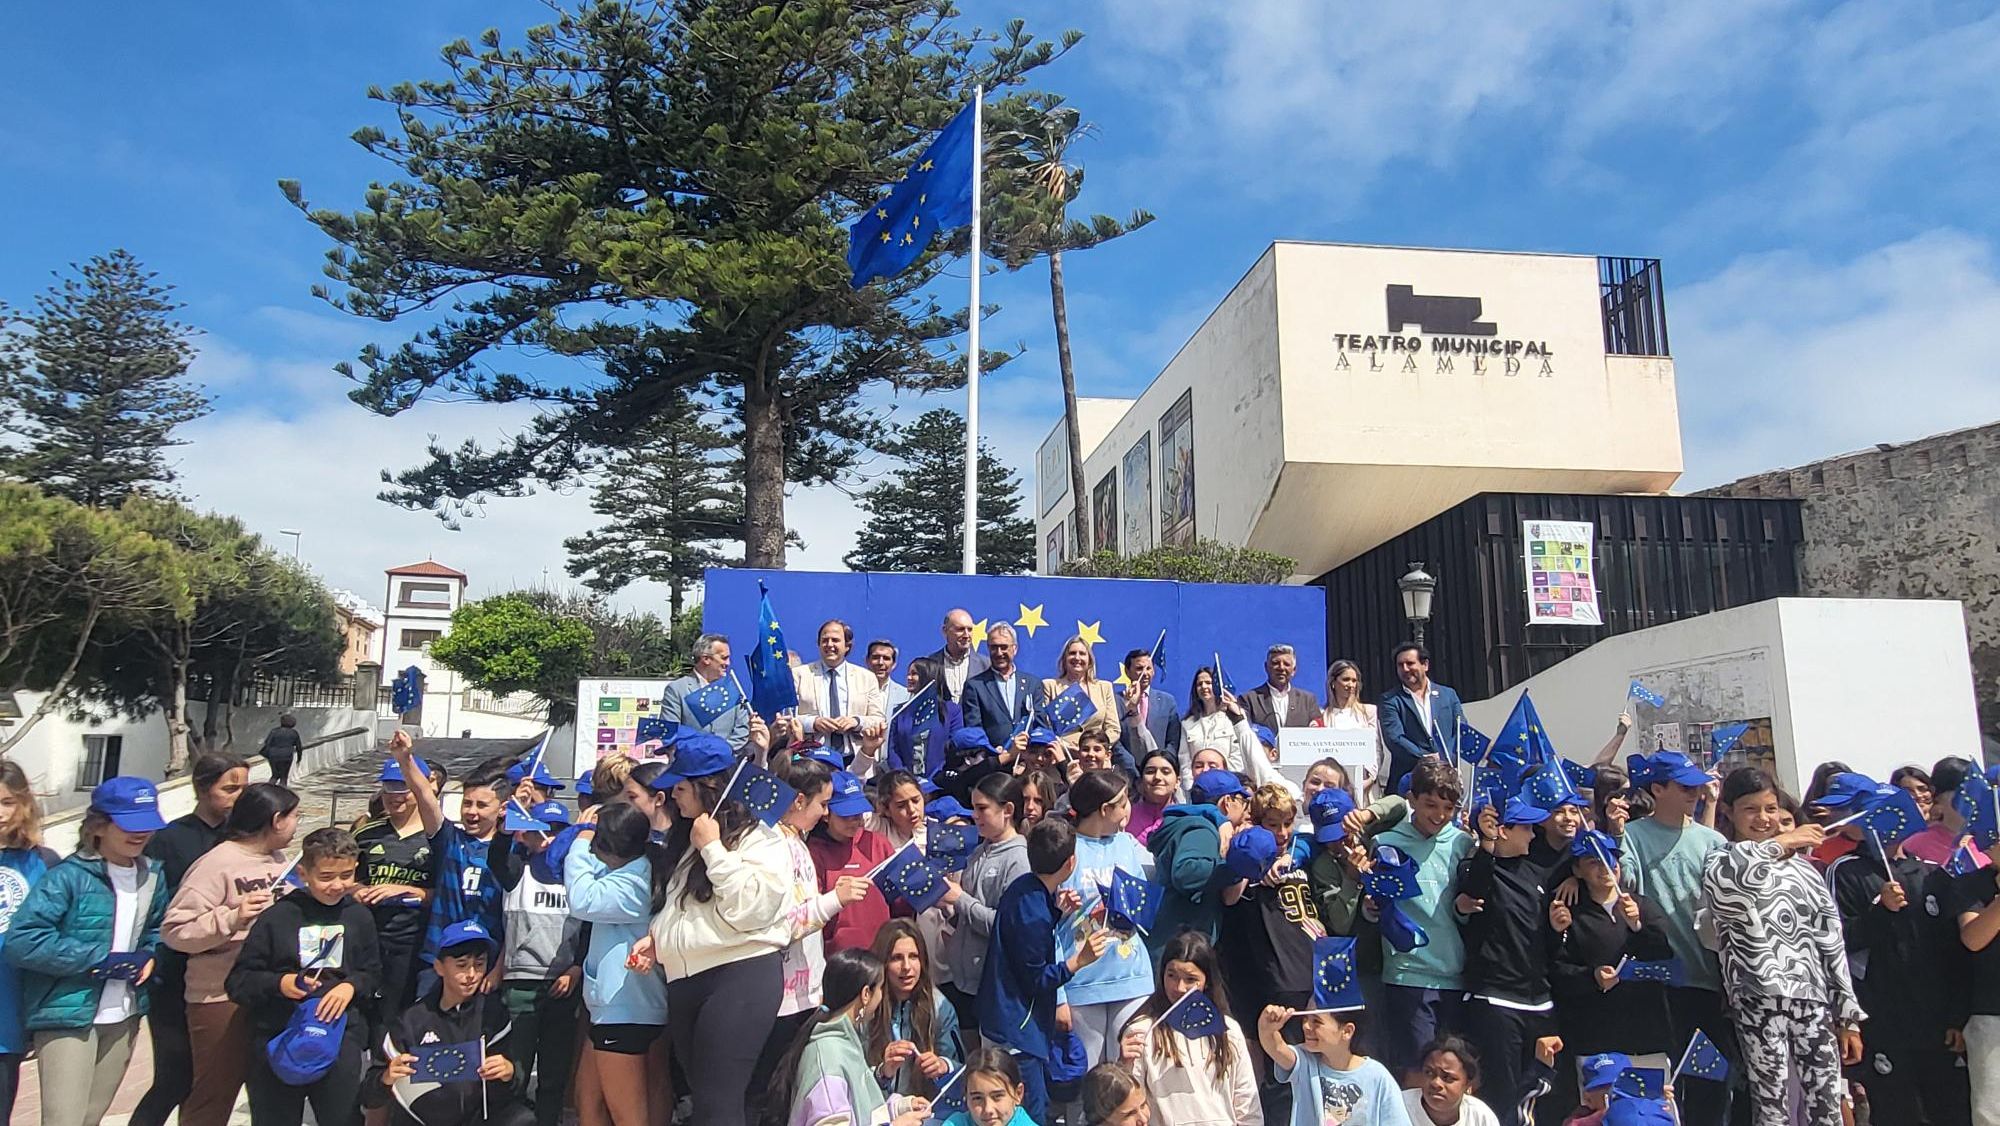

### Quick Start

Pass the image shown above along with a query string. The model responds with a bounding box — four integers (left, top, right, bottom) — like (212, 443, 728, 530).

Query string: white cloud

(1673, 228, 2000, 487)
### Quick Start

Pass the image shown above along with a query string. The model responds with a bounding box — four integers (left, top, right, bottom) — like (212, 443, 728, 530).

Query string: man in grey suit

(658, 632, 751, 747)
(1116, 647, 1181, 771)
(1241, 642, 1319, 731)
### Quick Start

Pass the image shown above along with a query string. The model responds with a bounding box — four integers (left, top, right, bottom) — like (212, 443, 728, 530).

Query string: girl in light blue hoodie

(566, 802, 669, 1126)
(1060, 769, 1156, 1068)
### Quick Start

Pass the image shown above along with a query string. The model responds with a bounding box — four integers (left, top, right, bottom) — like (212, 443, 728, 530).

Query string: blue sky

(5, 1, 1998, 611)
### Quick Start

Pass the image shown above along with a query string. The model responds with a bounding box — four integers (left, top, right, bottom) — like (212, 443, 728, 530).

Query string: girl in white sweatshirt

(1117, 930, 1261, 1126)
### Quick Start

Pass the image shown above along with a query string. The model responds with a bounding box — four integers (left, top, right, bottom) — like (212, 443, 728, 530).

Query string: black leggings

(244, 1032, 365, 1126)
(667, 953, 781, 1126)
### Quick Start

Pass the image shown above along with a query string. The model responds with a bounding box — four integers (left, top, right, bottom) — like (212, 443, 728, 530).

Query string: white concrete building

(1035, 242, 1683, 579)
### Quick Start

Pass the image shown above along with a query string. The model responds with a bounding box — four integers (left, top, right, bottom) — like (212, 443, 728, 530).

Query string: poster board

(577, 677, 676, 769)
(1277, 727, 1377, 800)
(1523, 519, 1603, 625)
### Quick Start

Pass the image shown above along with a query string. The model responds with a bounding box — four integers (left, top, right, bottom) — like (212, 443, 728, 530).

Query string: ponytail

(762, 949, 884, 1126)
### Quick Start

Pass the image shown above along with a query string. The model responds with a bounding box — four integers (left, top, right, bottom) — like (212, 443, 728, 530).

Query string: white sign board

(1524, 519, 1603, 625)
(1277, 727, 1378, 800)
(577, 677, 677, 774)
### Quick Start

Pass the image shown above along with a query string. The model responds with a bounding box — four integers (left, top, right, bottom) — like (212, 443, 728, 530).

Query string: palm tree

(988, 94, 1155, 556)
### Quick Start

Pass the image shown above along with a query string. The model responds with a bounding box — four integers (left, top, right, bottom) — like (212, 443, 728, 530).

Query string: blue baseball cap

(378, 757, 432, 785)
(506, 759, 565, 791)
(502, 802, 552, 834)
(437, 919, 497, 956)
(1308, 788, 1357, 843)
(266, 1000, 346, 1086)
(1225, 826, 1280, 882)
(657, 732, 735, 789)
(1630, 751, 1710, 788)
(1026, 726, 1060, 747)
(926, 796, 973, 821)
(574, 772, 594, 798)
(529, 800, 572, 827)
(1190, 769, 1248, 805)
(1570, 829, 1622, 863)
(1813, 771, 1887, 810)
(1498, 796, 1552, 827)
(796, 744, 845, 769)
(1249, 723, 1277, 748)
(947, 727, 992, 754)
(1579, 1052, 1634, 1092)
(91, 777, 167, 833)
(826, 770, 872, 817)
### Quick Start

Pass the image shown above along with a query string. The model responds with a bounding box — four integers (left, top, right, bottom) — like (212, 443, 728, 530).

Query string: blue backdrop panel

(701, 569, 1327, 704)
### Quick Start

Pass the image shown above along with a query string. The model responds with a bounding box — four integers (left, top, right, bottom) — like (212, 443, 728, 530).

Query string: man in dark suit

(1378, 642, 1466, 789)
(1115, 648, 1181, 770)
(924, 606, 991, 703)
(1241, 643, 1319, 731)
(960, 623, 1036, 757)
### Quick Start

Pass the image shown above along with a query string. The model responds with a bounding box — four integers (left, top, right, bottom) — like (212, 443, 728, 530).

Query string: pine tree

(0, 251, 209, 508)
(564, 402, 743, 622)
(845, 409, 1035, 574)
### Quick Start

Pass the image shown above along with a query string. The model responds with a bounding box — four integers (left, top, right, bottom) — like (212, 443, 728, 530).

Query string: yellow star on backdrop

(1075, 620, 1105, 647)
(1113, 668, 1133, 688)
(971, 618, 990, 647)
(1015, 604, 1048, 638)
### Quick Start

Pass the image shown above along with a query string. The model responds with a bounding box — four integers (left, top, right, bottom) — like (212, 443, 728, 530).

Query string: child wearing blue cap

(1146, 769, 1253, 959)
(7, 776, 170, 1126)
(387, 731, 519, 998)
(1220, 783, 1324, 1110)
(1548, 831, 1674, 1097)
(498, 797, 582, 1126)
(366, 920, 529, 1126)
(1456, 796, 1561, 1126)
(226, 826, 381, 1126)
(1373, 757, 1476, 1084)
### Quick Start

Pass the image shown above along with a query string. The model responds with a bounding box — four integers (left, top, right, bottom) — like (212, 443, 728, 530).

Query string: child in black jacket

(366, 919, 530, 1126)
(226, 827, 381, 1126)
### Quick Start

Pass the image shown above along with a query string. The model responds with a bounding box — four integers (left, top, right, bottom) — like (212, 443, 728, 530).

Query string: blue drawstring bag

(1048, 1028, 1089, 1084)
(1378, 898, 1431, 953)
(267, 999, 346, 1086)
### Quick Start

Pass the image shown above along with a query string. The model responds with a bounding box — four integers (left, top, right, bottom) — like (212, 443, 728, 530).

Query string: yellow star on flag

(919, 159, 934, 171)
(876, 208, 888, 220)
(971, 618, 990, 647)
(1075, 620, 1105, 647)
(1014, 604, 1048, 638)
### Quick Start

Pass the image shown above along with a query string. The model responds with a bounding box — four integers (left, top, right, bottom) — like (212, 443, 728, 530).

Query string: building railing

(187, 673, 359, 710)
(1599, 256, 1670, 358)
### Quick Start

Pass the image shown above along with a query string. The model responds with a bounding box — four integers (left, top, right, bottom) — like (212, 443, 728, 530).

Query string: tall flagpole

(961, 87, 984, 576)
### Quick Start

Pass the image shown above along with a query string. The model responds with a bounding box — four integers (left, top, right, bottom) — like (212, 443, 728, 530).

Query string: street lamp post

(279, 528, 303, 561)
(1398, 561, 1437, 647)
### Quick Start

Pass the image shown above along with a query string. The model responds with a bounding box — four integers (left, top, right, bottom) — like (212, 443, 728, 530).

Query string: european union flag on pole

(718, 758, 797, 828)
(1617, 957, 1687, 986)
(1212, 653, 1237, 698)
(391, 666, 423, 715)
(1160, 989, 1227, 1039)
(1614, 1068, 1669, 1101)
(685, 674, 746, 729)
(848, 100, 978, 287)
(1856, 786, 1928, 847)
(1363, 845, 1421, 901)
(927, 821, 978, 872)
(1457, 724, 1493, 765)
(1149, 629, 1167, 672)
(902, 680, 943, 733)
(1628, 680, 1667, 709)
(1956, 769, 2000, 850)
(1494, 692, 1558, 767)
(1105, 868, 1161, 936)
(1309, 936, 1365, 1012)
(1673, 1029, 1731, 1083)
(1709, 721, 1750, 764)
(1044, 682, 1098, 736)
(410, 1038, 482, 1084)
(745, 581, 799, 720)
(870, 843, 949, 913)
(1948, 843, 1987, 878)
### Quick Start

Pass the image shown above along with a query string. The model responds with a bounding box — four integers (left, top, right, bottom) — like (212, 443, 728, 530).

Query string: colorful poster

(1038, 427, 1069, 517)
(1158, 391, 1196, 546)
(1523, 519, 1602, 626)
(1091, 471, 1118, 555)
(1044, 524, 1067, 573)
(1122, 434, 1153, 555)
(575, 677, 676, 770)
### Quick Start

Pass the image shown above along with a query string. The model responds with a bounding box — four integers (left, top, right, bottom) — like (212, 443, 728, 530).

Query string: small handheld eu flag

(391, 666, 424, 715)
(1309, 936, 1364, 1012)
(870, 843, 949, 914)
(1105, 868, 1161, 936)
(718, 758, 797, 828)
(1044, 682, 1098, 736)
(1673, 1029, 1730, 1083)
(1160, 988, 1227, 1039)
(1708, 721, 1750, 764)
(1616, 957, 1687, 986)
(1628, 680, 1667, 709)
(410, 1038, 482, 1084)
(1948, 843, 1987, 878)
(1613, 1067, 1668, 1100)
(1955, 768, 2000, 850)
(926, 821, 978, 872)
(685, 675, 746, 729)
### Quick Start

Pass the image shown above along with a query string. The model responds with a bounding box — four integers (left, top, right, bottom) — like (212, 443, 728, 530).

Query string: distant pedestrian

(260, 715, 303, 787)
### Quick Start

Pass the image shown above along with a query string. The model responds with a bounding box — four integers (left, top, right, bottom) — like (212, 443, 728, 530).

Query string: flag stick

(716, 757, 749, 814)
(1157, 989, 1195, 1025)
(729, 666, 749, 701)
(273, 854, 301, 887)
(1825, 807, 1871, 829)
(960, 86, 983, 576)
(1669, 1034, 1695, 1084)
(865, 842, 919, 882)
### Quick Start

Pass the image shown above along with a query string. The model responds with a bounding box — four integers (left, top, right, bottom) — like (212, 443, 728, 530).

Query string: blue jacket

(1145, 804, 1232, 956)
(564, 844, 667, 1027)
(977, 872, 1073, 1061)
(960, 667, 1040, 752)
(880, 989, 964, 1097)
(1379, 682, 1465, 786)
(0, 847, 54, 1052)
(6, 852, 168, 1031)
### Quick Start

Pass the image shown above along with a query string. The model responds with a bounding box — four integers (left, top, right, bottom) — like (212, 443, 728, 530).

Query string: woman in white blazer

(1314, 659, 1389, 798)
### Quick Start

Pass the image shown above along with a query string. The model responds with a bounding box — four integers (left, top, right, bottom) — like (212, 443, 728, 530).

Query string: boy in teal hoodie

(1370, 757, 1475, 1082)
(1145, 769, 1253, 959)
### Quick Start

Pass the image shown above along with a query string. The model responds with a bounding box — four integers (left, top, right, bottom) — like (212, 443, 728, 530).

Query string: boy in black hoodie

(227, 826, 382, 1126)
(1457, 796, 1563, 1126)
(366, 919, 529, 1126)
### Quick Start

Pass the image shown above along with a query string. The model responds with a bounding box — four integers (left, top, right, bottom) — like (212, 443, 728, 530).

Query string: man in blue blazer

(960, 623, 1039, 755)
(1115, 648, 1181, 771)
(1378, 642, 1466, 790)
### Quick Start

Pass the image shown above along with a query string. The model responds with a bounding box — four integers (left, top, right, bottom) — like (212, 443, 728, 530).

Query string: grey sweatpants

(33, 1016, 141, 1126)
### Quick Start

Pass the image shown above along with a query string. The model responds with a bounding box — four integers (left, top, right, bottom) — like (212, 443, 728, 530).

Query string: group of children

(0, 696, 1994, 1126)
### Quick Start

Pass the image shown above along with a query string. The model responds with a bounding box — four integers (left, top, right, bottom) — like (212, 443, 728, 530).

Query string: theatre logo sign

(1332, 284, 1557, 377)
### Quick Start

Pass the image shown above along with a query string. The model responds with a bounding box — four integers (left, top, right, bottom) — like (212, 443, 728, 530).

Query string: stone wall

(1696, 420, 2000, 743)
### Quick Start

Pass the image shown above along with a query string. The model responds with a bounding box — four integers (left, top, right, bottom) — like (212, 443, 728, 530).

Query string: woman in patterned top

(1698, 768, 1864, 1126)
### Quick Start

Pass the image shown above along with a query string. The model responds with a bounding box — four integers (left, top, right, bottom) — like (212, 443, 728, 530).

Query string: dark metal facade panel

(1312, 492, 1805, 702)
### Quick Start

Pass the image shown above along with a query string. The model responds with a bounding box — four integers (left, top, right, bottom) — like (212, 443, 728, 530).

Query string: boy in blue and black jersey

(387, 731, 518, 993)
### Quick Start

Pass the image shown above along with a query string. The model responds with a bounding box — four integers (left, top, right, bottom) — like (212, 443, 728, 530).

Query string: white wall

(1462, 597, 1983, 795)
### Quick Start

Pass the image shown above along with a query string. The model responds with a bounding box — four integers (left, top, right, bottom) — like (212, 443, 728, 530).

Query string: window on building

(78, 734, 123, 790)
(400, 629, 442, 650)
(397, 581, 454, 609)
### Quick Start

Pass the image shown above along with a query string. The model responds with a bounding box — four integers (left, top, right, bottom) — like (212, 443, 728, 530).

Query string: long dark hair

(223, 783, 297, 843)
(590, 802, 666, 915)
(656, 772, 759, 907)
(1127, 929, 1236, 1081)
(1069, 769, 1129, 825)
(764, 949, 884, 1126)
(868, 919, 943, 1098)
(1184, 666, 1218, 719)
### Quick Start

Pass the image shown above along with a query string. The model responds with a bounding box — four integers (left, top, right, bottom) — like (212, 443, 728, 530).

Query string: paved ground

(11, 736, 540, 1125)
